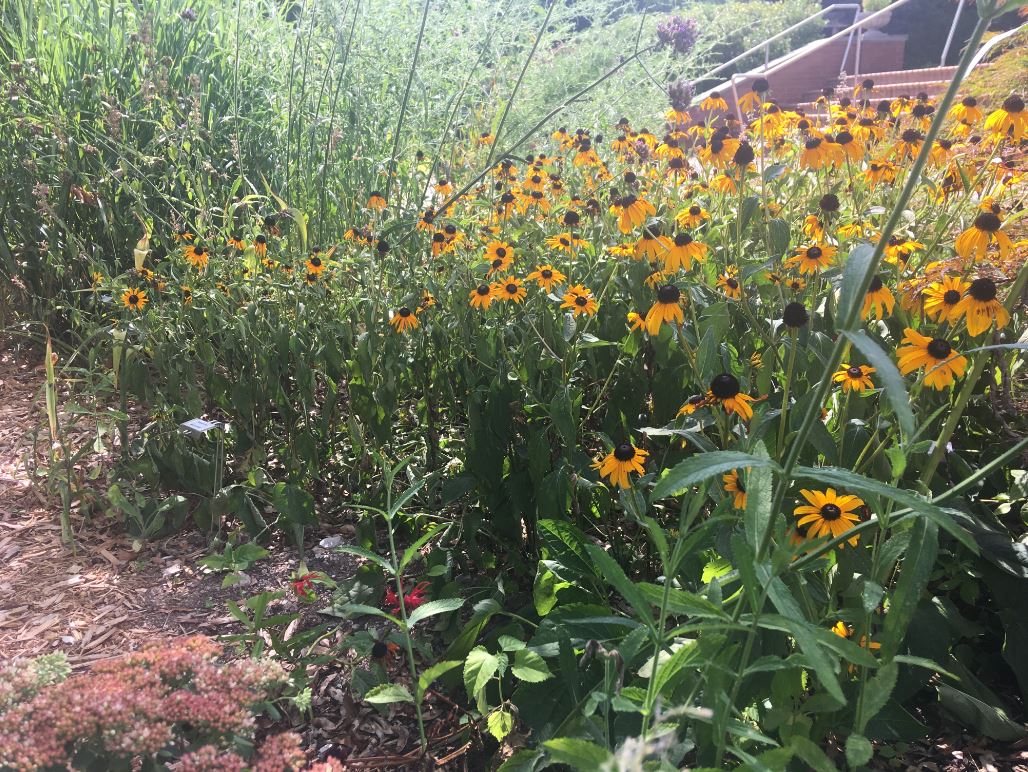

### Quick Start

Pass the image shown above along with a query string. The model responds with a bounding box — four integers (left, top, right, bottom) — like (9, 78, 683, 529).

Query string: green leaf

(498, 635, 526, 652)
(858, 661, 898, 732)
(845, 734, 873, 767)
(399, 522, 445, 570)
(512, 649, 553, 682)
(652, 639, 701, 697)
(407, 597, 463, 627)
(793, 466, 975, 551)
(334, 545, 394, 573)
(543, 738, 613, 770)
(837, 242, 875, 328)
(652, 451, 779, 501)
(789, 736, 836, 772)
(585, 544, 655, 628)
(364, 683, 413, 704)
(636, 582, 726, 619)
(533, 561, 566, 616)
(744, 442, 773, 548)
(937, 684, 1027, 741)
(882, 519, 938, 658)
(497, 749, 544, 772)
(487, 707, 515, 741)
(327, 602, 401, 625)
(538, 519, 597, 580)
(843, 330, 915, 438)
(271, 483, 317, 525)
(417, 660, 462, 694)
(464, 646, 501, 700)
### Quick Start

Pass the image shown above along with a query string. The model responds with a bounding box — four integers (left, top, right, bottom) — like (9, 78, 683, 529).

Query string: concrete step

(836, 65, 957, 87)
(797, 79, 950, 106)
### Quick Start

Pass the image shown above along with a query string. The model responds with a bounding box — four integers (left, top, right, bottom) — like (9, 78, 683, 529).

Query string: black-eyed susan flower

(861, 276, 895, 320)
(708, 373, 755, 420)
(644, 284, 685, 335)
(803, 215, 825, 241)
(710, 173, 738, 194)
(786, 277, 807, 293)
(677, 393, 707, 416)
(593, 442, 648, 489)
(723, 469, 747, 509)
(121, 287, 148, 311)
(717, 268, 742, 299)
(831, 130, 863, 163)
(180, 285, 193, 304)
(923, 276, 969, 322)
(227, 233, 247, 251)
(984, 95, 1027, 142)
(949, 96, 982, 125)
(634, 225, 668, 262)
(786, 243, 836, 274)
(526, 265, 566, 292)
(306, 252, 327, 274)
(700, 91, 728, 112)
(611, 194, 655, 234)
(390, 307, 419, 334)
(890, 128, 923, 161)
(738, 80, 768, 113)
(182, 244, 209, 269)
(800, 137, 837, 169)
(546, 232, 589, 253)
(794, 488, 863, 547)
(782, 301, 809, 329)
(955, 277, 1009, 336)
(627, 311, 645, 332)
(469, 282, 497, 310)
(253, 234, 268, 258)
(864, 160, 899, 187)
(484, 240, 514, 276)
(884, 236, 924, 267)
(304, 271, 319, 285)
(833, 364, 876, 393)
(174, 227, 194, 243)
(955, 212, 1013, 261)
(477, 132, 495, 146)
(494, 276, 527, 303)
(700, 134, 740, 168)
(675, 203, 709, 229)
(896, 328, 967, 390)
(367, 191, 387, 210)
(561, 284, 598, 317)
(661, 232, 707, 272)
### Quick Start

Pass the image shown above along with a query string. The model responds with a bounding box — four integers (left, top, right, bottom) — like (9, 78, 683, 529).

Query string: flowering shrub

(0, 637, 293, 771)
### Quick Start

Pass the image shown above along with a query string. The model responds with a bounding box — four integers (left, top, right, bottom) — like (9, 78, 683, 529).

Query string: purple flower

(656, 16, 698, 56)
(668, 80, 694, 111)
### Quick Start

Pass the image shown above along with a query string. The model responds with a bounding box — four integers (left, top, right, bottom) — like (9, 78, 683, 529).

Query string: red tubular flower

(384, 581, 430, 615)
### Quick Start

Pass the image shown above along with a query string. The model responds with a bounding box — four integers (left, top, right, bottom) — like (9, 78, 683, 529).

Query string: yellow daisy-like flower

(561, 284, 598, 317)
(983, 95, 1027, 142)
(611, 194, 656, 234)
(644, 284, 685, 335)
(545, 232, 589, 253)
(723, 469, 747, 510)
(306, 253, 328, 274)
(948, 96, 982, 125)
(896, 328, 968, 390)
(954, 212, 1013, 261)
(675, 204, 710, 229)
(469, 283, 497, 310)
(626, 312, 645, 332)
(794, 488, 863, 547)
(121, 287, 148, 311)
(484, 240, 515, 276)
(180, 286, 193, 304)
(717, 268, 742, 299)
(677, 394, 707, 416)
(833, 364, 876, 393)
(526, 265, 566, 292)
(367, 191, 387, 210)
(227, 233, 247, 251)
(786, 244, 836, 274)
(700, 92, 728, 112)
(923, 276, 969, 323)
(799, 137, 840, 169)
(253, 235, 268, 258)
(861, 276, 895, 320)
(389, 307, 419, 334)
(494, 276, 528, 303)
(182, 245, 209, 269)
(708, 373, 754, 420)
(661, 232, 708, 273)
(954, 277, 1010, 337)
(786, 277, 807, 293)
(634, 226, 669, 263)
(593, 442, 648, 489)
(174, 227, 194, 243)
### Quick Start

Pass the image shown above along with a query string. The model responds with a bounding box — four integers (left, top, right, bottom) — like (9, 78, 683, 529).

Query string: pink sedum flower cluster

(0, 636, 287, 771)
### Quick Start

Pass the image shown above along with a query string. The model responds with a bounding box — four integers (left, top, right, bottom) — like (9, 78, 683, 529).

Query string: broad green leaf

(845, 734, 873, 767)
(937, 684, 1027, 741)
(744, 442, 773, 548)
(762, 614, 844, 704)
(364, 683, 412, 704)
(789, 737, 836, 772)
(636, 582, 726, 619)
(543, 738, 613, 770)
(843, 330, 915, 438)
(390, 477, 426, 517)
(329, 602, 400, 625)
(498, 635, 526, 652)
(533, 561, 566, 616)
(417, 660, 462, 694)
(793, 466, 975, 551)
(407, 597, 463, 626)
(538, 519, 596, 579)
(497, 749, 544, 772)
(585, 544, 655, 628)
(487, 707, 515, 741)
(652, 451, 779, 501)
(652, 639, 700, 697)
(837, 242, 875, 328)
(882, 519, 938, 658)
(334, 545, 394, 573)
(464, 646, 500, 700)
(512, 649, 553, 682)
(857, 661, 898, 732)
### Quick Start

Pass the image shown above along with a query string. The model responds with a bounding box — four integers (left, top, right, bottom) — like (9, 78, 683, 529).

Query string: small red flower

(384, 581, 430, 615)
(291, 571, 326, 602)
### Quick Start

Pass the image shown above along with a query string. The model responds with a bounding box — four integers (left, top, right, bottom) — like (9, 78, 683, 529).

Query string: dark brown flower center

(1002, 95, 1025, 113)
(398, 307, 412, 317)
(868, 276, 883, 293)
(943, 289, 961, 305)
(805, 138, 822, 150)
(495, 247, 507, 258)
(968, 278, 997, 302)
(541, 269, 553, 279)
(710, 373, 740, 399)
(726, 278, 739, 289)
(310, 257, 321, 267)
(927, 339, 952, 360)
(129, 294, 139, 304)
(973, 212, 1001, 232)
(614, 443, 636, 461)
(674, 233, 692, 247)
(847, 366, 863, 378)
(657, 285, 681, 304)
(476, 284, 490, 296)
(820, 503, 842, 521)
(807, 246, 823, 259)
(575, 296, 588, 307)
(689, 205, 701, 216)
(506, 283, 518, 294)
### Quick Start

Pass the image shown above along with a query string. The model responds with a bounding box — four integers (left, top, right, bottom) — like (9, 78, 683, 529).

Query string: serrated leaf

(464, 646, 500, 700)
(487, 707, 515, 740)
(858, 661, 898, 731)
(407, 597, 463, 627)
(498, 635, 526, 652)
(845, 734, 873, 767)
(652, 451, 779, 501)
(584, 544, 655, 627)
(399, 522, 444, 570)
(512, 649, 553, 682)
(417, 660, 462, 694)
(364, 683, 412, 704)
